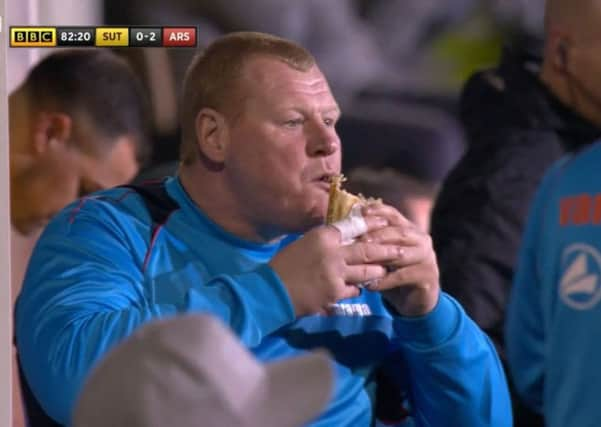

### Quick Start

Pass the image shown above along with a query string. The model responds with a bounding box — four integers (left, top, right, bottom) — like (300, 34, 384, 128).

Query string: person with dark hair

(9, 49, 151, 236)
(9, 48, 152, 427)
(16, 32, 511, 427)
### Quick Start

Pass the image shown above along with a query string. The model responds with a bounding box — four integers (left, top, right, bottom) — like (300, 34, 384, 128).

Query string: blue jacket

(507, 142, 601, 427)
(16, 177, 511, 426)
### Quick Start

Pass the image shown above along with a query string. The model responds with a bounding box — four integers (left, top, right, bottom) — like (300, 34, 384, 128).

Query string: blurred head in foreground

(73, 314, 333, 427)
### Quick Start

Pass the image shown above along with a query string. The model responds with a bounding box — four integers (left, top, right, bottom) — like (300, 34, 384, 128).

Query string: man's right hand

(269, 216, 401, 317)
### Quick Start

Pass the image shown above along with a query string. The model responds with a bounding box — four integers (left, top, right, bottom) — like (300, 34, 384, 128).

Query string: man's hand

(270, 216, 401, 317)
(361, 204, 440, 317)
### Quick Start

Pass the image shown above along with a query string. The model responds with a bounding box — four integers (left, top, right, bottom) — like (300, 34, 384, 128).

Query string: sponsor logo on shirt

(559, 243, 601, 310)
(329, 303, 372, 316)
(559, 193, 601, 226)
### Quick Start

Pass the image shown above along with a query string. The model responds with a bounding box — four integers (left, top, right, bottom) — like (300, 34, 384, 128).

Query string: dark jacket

(431, 43, 600, 359)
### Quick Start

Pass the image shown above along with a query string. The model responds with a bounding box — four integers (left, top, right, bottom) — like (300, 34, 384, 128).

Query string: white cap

(73, 315, 333, 427)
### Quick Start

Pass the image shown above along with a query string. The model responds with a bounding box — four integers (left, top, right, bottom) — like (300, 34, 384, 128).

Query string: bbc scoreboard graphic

(10, 26, 198, 48)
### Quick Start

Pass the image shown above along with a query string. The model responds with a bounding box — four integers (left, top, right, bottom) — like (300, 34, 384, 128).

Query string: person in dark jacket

(431, 0, 601, 424)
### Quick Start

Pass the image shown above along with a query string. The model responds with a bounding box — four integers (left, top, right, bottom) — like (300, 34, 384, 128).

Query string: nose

(306, 120, 339, 157)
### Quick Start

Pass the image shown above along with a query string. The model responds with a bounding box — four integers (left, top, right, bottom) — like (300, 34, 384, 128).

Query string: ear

(31, 112, 73, 156)
(194, 108, 230, 163)
(550, 33, 571, 74)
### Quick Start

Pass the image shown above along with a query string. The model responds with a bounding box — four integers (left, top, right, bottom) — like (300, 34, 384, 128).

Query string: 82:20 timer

(56, 27, 95, 46)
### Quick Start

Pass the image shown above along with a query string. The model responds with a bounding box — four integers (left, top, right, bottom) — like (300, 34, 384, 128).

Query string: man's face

(223, 57, 342, 235)
(11, 133, 139, 235)
(561, 10, 601, 124)
(568, 41, 601, 122)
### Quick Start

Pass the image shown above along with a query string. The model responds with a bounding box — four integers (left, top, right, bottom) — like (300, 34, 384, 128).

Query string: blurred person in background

(9, 49, 151, 427)
(10, 49, 150, 236)
(345, 167, 439, 233)
(431, 0, 601, 424)
(107, 0, 546, 106)
(507, 141, 601, 427)
(16, 32, 511, 427)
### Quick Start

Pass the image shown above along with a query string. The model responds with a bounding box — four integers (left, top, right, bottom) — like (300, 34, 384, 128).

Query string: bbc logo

(10, 27, 57, 47)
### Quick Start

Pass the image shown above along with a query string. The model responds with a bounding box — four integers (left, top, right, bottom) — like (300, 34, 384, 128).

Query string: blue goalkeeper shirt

(507, 141, 601, 427)
(16, 176, 511, 426)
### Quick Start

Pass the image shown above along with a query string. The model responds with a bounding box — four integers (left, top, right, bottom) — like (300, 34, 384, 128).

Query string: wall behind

(1, 0, 14, 425)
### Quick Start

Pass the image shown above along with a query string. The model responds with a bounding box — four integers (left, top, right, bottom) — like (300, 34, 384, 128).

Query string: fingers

(344, 263, 387, 285)
(342, 242, 402, 265)
(326, 215, 388, 234)
(362, 215, 389, 232)
(342, 240, 430, 281)
(387, 245, 430, 269)
(360, 226, 423, 246)
(325, 215, 388, 244)
(363, 203, 412, 227)
(338, 284, 362, 300)
(368, 263, 438, 291)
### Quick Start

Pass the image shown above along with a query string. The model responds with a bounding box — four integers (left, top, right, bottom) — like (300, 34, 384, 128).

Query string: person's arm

(15, 200, 295, 426)
(358, 202, 511, 426)
(386, 293, 512, 426)
(504, 161, 564, 413)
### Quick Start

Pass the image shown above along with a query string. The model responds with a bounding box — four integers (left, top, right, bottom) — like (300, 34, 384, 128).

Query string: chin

(13, 221, 39, 236)
(305, 205, 327, 228)
(279, 210, 324, 236)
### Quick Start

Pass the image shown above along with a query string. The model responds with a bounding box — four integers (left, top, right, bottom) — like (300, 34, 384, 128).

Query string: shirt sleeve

(505, 161, 564, 413)
(14, 200, 295, 426)
(387, 293, 513, 426)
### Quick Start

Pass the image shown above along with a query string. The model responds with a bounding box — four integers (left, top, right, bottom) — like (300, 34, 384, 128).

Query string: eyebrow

(282, 106, 341, 116)
(321, 106, 341, 116)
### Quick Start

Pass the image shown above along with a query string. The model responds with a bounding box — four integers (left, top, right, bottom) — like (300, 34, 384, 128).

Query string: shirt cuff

(392, 293, 461, 349)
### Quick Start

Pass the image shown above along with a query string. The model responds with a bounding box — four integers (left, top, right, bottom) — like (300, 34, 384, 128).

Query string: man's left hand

(360, 203, 440, 317)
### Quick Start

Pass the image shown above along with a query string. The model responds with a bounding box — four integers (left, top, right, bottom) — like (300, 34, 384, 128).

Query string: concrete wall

(1, 0, 13, 425)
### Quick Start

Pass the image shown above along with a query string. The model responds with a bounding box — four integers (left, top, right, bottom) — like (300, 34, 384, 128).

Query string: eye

(323, 117, 336, 127)
(284, 118, 304, 128)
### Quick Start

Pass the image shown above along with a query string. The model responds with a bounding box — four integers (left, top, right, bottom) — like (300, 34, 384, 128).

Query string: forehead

(238, 56, 338, 111)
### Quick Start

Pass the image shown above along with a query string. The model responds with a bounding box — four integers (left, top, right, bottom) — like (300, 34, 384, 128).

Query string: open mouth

(313, 174, 334, 191)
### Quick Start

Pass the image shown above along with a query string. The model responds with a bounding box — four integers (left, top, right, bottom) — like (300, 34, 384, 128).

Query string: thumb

(339, 284, 361, 300)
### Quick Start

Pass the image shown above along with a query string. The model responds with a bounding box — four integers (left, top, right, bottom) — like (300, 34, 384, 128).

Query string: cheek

(572, 51, 601, 94)
(236, 142, 306, 187)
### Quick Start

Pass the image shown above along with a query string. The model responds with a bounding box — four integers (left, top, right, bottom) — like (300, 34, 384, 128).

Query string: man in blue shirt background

(507, 141, 601, 427)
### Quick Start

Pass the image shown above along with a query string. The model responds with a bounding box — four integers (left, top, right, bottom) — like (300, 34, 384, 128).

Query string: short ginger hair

(180, 31, 316, 164)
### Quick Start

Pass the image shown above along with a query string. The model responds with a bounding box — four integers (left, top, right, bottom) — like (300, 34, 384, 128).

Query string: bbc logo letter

(10, 27, 56, 47)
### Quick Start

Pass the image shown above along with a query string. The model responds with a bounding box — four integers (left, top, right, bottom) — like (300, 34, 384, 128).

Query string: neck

(540, 62, 601, 127)
(178, 163, 281, 244)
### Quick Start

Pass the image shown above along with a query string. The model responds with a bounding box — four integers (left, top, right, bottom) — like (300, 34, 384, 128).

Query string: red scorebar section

(162, 27, 197, 47)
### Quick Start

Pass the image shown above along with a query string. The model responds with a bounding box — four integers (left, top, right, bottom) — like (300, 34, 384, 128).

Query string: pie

(326, 175, 364, 224)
